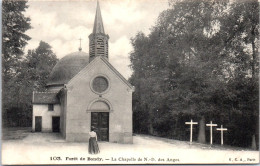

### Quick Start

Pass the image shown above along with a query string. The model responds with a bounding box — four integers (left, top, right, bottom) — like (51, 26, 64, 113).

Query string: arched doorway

(89, 100, 110, 141)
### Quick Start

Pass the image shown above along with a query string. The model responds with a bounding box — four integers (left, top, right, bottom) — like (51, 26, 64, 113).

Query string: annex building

(31, 2, 134, 144)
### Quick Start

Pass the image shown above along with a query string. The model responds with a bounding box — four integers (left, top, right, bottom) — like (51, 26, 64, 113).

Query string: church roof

(47, 51, 89, 86)
(32, 92, 59, 104)
(93, 1, 105, 34)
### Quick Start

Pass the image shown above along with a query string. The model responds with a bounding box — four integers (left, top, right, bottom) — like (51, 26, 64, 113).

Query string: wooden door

(35, 116, 42, 132)
(52, 116, 60, 132)
(91, 112, 109, 141)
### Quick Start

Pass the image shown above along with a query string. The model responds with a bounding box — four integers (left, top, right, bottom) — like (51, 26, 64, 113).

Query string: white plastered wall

(32, 104, 61, 132)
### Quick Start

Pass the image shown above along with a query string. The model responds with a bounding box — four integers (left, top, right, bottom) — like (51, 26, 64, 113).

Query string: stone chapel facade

(31, 2, 134, 144)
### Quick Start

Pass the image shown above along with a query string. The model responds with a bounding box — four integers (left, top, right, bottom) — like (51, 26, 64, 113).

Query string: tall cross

(206, 121, 217, 145)
(185, 119, 198, 144)
(216, 125, 228, 145)
(79, 38, 83, 51)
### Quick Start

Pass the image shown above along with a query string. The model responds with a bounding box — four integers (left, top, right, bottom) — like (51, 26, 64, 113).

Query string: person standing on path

(88, 127, 100, 154)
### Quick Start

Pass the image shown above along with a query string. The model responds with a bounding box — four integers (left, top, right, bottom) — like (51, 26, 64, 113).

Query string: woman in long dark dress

(88, 127, 100, 154)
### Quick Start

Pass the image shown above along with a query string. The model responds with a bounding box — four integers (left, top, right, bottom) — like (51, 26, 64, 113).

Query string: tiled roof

(32, 91, 60, 104)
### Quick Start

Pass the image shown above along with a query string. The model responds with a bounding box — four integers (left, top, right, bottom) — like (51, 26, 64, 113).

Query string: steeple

(93, 1, 105, 34)
(89, 1, 109, 62)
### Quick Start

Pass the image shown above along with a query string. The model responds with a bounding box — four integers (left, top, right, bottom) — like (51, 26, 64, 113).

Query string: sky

(24, 0, 169, 79)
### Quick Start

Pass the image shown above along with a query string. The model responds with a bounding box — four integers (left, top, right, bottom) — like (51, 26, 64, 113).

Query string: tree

(18, 41, 58, 120)
(22, 41, 58, 91)
(130, 32, 153, 134)
(2, 0, 31, 126)
(3, 41, 58, 127)
(130, 0, 259, 148)
(153, 0, 229, 142)
(2, 0, 31, 80)
(217, 0, 259, 148)
(220, 0, 259, 79)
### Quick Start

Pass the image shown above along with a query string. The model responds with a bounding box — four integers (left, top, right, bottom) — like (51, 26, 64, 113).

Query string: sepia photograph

(1, 0, 259, 164)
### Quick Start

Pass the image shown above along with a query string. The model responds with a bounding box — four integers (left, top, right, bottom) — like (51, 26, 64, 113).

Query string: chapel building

(31, 1, 134, 144)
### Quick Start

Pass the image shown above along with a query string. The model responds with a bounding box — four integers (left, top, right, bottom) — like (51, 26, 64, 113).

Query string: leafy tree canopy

(130, 0, 259, 148)
(2, 0, 31, 79)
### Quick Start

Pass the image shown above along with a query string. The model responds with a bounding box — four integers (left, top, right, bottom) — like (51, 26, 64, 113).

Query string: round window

(92, 76, 109, 93)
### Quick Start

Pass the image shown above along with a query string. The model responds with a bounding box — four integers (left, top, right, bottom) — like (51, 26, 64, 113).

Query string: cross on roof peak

(79, 38, 83, 51)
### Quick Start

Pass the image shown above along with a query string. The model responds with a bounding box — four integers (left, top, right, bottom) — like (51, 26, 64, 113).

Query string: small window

(48, 104, 54, 111)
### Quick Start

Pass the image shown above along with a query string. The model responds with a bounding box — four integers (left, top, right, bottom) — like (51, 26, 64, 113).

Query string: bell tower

(89, 1, 109, 62)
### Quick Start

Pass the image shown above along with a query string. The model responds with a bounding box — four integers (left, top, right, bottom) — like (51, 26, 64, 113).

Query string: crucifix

(78, 38, 83, 51)
(216, 125, 228, 146)
(185, 119, 198, 144)
(206, 121, 217, 145)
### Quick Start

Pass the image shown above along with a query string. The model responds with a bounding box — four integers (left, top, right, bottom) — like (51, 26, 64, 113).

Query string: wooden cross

(185, 119, 198, 144)
(216, 125, 228, 145)
(206, 121, 217, 145)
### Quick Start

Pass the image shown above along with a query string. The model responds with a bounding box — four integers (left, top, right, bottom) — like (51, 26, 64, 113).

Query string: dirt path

(2, 132, 259, 165)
